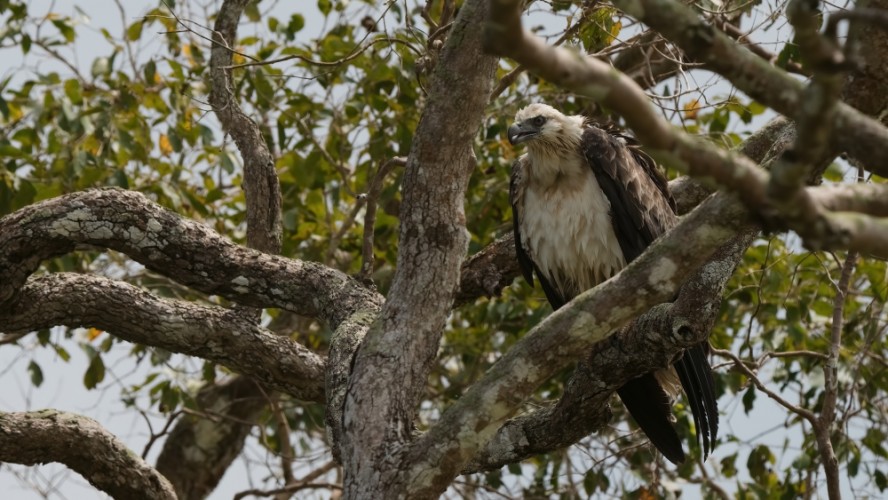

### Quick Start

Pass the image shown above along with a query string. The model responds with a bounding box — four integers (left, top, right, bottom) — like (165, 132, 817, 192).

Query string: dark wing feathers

(581, 127, 677, 262)
(510, 123, 719, 463)
(509, 157, 536, 287)
(617, 373, 686, 465)
(582, 125, 719, 460)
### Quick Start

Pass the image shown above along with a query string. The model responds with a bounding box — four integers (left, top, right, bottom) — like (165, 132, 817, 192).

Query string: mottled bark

(341, 0, 498, 497)
(0, 189, 383, 327)
(454, 234, 523, 307)
(0, 410, 176, 499)
(1, 273, 325, 402)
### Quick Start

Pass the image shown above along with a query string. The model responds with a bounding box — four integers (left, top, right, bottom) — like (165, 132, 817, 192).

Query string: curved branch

(610, 0, 888, 178)
(0, 188, 383, 328)
(0, 410, 176, 499)
(1, 273, 325, 402)
(209, 0, 282, 253)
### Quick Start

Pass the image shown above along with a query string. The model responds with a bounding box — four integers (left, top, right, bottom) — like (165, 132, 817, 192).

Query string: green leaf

(742, 385, 756, 414)
(288, 14, 305, 37)
(720, 452, 738, 478)
(875, 470, 887, 491)
(51, 19, 76, 43)
(318, 0, 332, 16)
(64, 78, 82, 104)
(583, 469, 609, 495)
(27, 361, 44, 387)
(747, 444, 776, 483)
(776, 42, 801, 69)
(84, 352, 105, 389)
(91, 57, 110, 78)
(126, 20, 143, 41)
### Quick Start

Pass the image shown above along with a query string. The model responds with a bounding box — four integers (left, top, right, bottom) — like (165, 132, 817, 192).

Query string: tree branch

(209, 0, 282, 254)
(341, 0, 498, 495)
(816, 250, 858, 500)
(0, 410, 177, 499)
(0, 188, 383, 328)
(610, 0, 888, 178)
(0, 273, 326, 402)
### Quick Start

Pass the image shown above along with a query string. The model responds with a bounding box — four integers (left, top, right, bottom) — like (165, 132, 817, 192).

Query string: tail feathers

(674, 343, 719, 458)
(617, 373, 685, 464)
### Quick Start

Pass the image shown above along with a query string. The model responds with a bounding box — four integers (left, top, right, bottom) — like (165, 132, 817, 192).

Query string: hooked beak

(508, 121, 540, 145)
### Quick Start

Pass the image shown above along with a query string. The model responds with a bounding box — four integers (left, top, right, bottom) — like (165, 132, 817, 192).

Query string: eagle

(507, 103, 718, 464)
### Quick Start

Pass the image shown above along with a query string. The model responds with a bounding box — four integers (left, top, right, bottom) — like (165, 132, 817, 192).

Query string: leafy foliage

(1, 0, 886, 498)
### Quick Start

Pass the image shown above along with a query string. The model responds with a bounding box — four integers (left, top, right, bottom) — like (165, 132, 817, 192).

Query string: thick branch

(0, 188, 383, 328)
(0, 410, 176, 499)
(342, 0, 498, 496)
(1, 273, 325, 402)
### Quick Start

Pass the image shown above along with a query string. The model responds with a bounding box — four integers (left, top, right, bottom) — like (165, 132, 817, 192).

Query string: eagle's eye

(532, 116, 546, 127)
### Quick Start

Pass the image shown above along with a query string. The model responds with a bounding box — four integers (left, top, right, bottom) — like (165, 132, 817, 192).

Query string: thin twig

(815, 250, 857, 500)
(358, 157, 407, 282)
(711, 348, 817, 422)
(226, 37, 422, 70)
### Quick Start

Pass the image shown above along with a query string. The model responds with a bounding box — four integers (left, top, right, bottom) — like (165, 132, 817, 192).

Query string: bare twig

(226, 37, 422, 69)
(707, 14, 808, 76)
(815, 250, 858, 500)
(268, 395, 296, 490)
(358, 157, 406, 282)
(711, 348, 817, 422)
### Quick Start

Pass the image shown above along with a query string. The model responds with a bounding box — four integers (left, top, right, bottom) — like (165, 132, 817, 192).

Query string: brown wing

(582, 125, 718, 462)
(581, 127, 676, 263)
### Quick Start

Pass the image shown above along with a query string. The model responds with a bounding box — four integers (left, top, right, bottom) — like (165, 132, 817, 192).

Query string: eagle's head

(508, 103, 586, 155)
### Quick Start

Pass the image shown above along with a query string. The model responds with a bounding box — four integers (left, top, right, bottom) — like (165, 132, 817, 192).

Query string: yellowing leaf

(87, 327, 103, 341)
(159, 134, 173, 156)
(684, 99, 700, 120)
(232, 48, 245, 66)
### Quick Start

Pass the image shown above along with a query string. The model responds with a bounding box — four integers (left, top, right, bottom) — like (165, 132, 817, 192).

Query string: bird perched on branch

(507, 102, 718, 464)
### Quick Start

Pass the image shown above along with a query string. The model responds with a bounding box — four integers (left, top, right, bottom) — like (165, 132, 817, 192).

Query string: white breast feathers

(519, 155, 626, 299)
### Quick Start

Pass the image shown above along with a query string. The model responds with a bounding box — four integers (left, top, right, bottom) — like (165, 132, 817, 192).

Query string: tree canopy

(1, 0, 888, 498)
